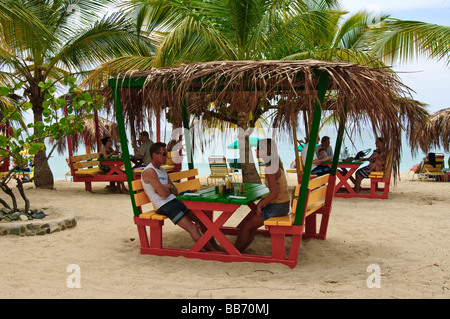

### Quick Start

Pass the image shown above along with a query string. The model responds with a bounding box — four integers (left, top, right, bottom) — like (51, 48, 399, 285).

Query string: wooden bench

(168, 168, 201, 194)
(132, 179, 168, 250)
(367, 171, 390, 199)
(69, 153, 128, 192)
(263, 174, 332, 267)
(365, 157, 393, 199)
(351, 157, 393, 199)
(132, 168, 202, 250)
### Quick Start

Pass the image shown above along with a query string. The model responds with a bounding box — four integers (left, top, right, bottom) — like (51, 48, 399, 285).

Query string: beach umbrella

(227, 137, 260, 149)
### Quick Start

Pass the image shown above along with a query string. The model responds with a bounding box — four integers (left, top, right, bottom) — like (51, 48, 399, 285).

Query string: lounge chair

(418, 153, 446, 181)
(207, 155, 233, 185)
(408, 162, 421, 180)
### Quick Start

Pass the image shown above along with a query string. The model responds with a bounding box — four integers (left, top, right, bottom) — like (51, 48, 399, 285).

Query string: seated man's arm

(142, 168, 172, 198)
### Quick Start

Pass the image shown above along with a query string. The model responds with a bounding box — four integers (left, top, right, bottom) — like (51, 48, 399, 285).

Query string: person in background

(315, 136, 333, 158)
(99, 136, 127, 193)
(311, 147, 332, 176)
(99, 136, 119, 169)
(133, 131, 154, 168)
(354, 137, 385, 193)
(301, 135, 320, 169)
(234, 138, 290, 253)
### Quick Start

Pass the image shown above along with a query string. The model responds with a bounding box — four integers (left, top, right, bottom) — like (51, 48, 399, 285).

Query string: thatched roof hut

(52, 115, 120, 154)
(105, 59, 426, 181)
(411, 107, 450, 153)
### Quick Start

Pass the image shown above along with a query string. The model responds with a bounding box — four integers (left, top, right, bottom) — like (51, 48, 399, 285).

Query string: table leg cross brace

(191, 210, 241, 255)
(335, 169, 357, 194)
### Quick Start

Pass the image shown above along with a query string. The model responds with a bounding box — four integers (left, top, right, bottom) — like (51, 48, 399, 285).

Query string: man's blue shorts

(261, 202, 290, 221)
(156, 199, 189, 224)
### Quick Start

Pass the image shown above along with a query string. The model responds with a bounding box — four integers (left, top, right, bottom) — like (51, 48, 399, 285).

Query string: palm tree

(0, 0, 155, 188)
(112, 0, 339, 183)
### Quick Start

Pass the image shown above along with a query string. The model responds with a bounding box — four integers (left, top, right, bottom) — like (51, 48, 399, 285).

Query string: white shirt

(141, 163, 176, 210)
(301, 143, 318, 171)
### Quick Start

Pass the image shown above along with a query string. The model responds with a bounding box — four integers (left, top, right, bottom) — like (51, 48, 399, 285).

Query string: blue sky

(340, 0, 450, 113)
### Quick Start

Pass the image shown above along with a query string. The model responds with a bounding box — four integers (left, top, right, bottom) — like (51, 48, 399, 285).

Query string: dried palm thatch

(104, 59, 424, 180)
(51, 115, 120, 154)
(410, 107, 450, 153)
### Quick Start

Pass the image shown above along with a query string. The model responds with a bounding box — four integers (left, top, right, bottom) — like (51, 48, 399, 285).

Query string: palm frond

(364, 19, 450, 66)
(282, 47, 387, 67)
(82, 56, 155, 89)
(0, 0, 55, 50)
(336, 10, 389, 49)
(53, 11, 156, 73)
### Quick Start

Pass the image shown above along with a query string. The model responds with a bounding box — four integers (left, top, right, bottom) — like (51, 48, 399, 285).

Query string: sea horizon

(47, 126, 447, 180)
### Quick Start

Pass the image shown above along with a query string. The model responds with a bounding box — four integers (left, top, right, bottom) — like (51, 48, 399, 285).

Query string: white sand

(1, 172, 449, 299)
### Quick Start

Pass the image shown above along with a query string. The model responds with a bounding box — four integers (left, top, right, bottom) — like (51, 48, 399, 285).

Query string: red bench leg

(269, 225, 304, 266)
(287, 226, 303, 266)
(149, 221, 163, 249)
(304, 214, 317, 237)
(318, 213, 330, 240)
(136, 224, 149, 248)
(370, 178, 390, 199)
(85, 182, 92, 192)
(270, 232, 286, 259)
(134, 218, 164, 250)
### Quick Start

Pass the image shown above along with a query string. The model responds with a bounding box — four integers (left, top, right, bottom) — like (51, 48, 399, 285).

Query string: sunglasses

(155, 152, 168, 156)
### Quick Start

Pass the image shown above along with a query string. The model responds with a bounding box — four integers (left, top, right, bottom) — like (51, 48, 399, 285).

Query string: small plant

(0, 75, 104, 215)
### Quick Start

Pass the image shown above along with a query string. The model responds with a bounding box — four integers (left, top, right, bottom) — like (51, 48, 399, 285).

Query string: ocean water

(47, 126, 447, 180)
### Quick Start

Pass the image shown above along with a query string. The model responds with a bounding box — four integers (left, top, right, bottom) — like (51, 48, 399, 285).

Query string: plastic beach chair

(418, 153, 446, 181)
(207, 155, 233, 185)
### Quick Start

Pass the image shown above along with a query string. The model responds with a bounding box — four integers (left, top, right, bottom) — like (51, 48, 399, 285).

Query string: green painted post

(182, 99, 194, 170)
(111, 85, 140, 217)
(294, 72, 329, 226)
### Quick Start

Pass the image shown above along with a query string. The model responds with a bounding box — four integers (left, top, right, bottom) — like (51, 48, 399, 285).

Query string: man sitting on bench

(141, 142, 220, 251)
(133, 131, 154, 170)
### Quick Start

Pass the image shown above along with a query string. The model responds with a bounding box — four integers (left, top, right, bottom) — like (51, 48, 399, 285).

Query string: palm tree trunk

(31, 92, 54, 189)
(237, 111, 261, 184)
(33, 150, 54, 189)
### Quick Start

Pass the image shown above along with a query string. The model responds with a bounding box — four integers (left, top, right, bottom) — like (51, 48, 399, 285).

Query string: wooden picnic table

(324, 161, 363, 197)
(177, 183, 272, 263)
(99, 157, 127, 177)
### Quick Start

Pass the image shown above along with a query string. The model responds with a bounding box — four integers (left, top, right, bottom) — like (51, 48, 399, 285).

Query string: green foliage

(0, 75, 105, 178)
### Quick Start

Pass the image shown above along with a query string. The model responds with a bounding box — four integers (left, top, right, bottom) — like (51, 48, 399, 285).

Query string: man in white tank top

(141, 142, 219, 251)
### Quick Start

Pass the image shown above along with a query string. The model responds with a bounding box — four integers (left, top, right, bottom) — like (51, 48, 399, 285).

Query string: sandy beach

(1, 172, 449, 299)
